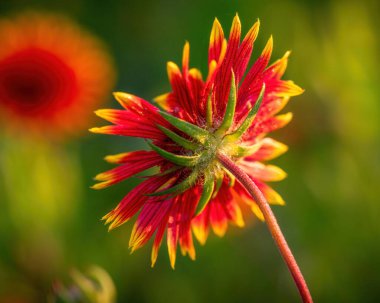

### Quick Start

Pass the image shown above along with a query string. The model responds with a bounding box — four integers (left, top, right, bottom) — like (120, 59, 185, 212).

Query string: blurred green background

(1, 0, 380, 302)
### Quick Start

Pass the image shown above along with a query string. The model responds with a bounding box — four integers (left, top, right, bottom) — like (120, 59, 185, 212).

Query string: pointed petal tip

(91, 183, 105, 190)
(267, 35, 274, 47)
(284, 50, 291, 58)
(94, 109, 113, 120)
(279, 112, 293, 125)
(94, 172, 106, 181)
(167, 61, 181, 81)
(89, 127, 101, 133)
(213, 17, 221, 25)
(113, 91, 127, 101)
(231, 13, 241, 28)
(167, 61, 180, 72)
(113, 92, 140, 108)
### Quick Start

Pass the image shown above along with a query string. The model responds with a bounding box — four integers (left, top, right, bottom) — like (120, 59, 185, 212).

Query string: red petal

(237, 37, 273, 114)
(129, 197, 172, 252)
(167, 198, 181, 269)
(213, 14, 241, 120)
(151, 216, 169, 267)
(248, 112, 293, 138)
(239, 160, 287, 182)
(209, 199, 228, 237)
(102, 174, 173, 230)
(208, 18, 225, 64)
(264, 51, 290, 80)
(266, 79, 304, 97)
(192, 207, 210, 245)
(167, 61, 198, 122)
(178, 187, 198, 260)
(244, 138, 288, 161)
(234, 20, 260, 82)
(93, 151, 163, 189)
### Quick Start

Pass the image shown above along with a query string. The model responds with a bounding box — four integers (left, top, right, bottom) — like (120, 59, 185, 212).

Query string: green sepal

(222, 167, 235, 187)
(160, 111, 210, 144)
(148, 142, 199, 167)
(229, 143, 262, 157)
(143, 166, 180, 178)
(211, 172, 224, 199)
(195, 174, 215, 216)
(206, 93, 213, 128)
(157, 125, 198, 151)
(215, 71, 237, 136)
(226, 83, 265, 141)
(148, 170, 198, 196)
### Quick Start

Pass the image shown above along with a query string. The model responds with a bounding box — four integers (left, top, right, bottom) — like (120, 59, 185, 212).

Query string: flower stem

(217, 153, 313, 303)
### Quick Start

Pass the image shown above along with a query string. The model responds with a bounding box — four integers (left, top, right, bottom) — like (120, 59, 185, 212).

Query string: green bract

(152, 73, 265, 211)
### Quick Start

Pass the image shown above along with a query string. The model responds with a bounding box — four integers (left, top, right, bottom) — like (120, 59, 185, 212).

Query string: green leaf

(160, 111, 209, 144)
(226, 83, 265, 141)
(148, 142, 199, 167)
(195, 174, 215, 216)
(157, 125, 198, 151)
(215, 71, 237, 136)
(148, 170, 198, 196)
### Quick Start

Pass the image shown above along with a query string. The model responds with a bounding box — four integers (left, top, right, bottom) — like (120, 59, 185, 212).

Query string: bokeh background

(1, 0, 380, 302)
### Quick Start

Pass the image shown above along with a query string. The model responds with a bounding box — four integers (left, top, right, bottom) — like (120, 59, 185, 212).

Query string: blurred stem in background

(49, 265, 116, 303)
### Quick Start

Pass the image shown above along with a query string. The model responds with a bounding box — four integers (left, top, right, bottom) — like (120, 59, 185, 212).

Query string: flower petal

(239, 160, 287, 182)
(167, 199, 180, 269)
(192, 207, 210, 245)
(208, 18, 225, 64)
(255, 180, 285, 205)
(267, 80, 304, 97)
(210, 200, 228, 237)
(151, 217, 168, 267)
(102, 175, 174, 230)
(264, 51, 290, 80)
(248, 112, 293, 138)
(93, 151, 163, 189)
(129, 197, 172, 252)
(234, 19, 260, 81)
(213, 14, 241, 120)
(237, 36, 273, 112)
(245, 138, 288, 161)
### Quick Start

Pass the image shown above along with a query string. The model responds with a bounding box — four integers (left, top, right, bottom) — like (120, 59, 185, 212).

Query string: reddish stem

(218, 153, 313, 303)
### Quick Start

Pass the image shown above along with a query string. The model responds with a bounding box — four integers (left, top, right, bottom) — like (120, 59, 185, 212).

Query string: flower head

(0, 12, 115, 138)
(92, 14, 303, 268)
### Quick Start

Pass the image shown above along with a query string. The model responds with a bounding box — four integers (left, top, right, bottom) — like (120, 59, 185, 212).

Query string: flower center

(0, 47, 78, 117)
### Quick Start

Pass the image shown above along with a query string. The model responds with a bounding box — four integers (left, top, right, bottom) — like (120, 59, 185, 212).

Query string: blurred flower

(51, 266, 116, 303)
(92, 14, 303, 268)
(0, 12, 115, 138)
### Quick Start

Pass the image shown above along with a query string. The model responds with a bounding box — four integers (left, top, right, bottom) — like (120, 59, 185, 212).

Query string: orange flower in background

(0, 12, 115, 138)
(92, 14, 304, 268)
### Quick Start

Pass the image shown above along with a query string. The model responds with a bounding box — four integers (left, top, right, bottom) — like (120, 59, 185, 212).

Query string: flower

(92, 14, 303, 268)
(0, 12, 115, 138)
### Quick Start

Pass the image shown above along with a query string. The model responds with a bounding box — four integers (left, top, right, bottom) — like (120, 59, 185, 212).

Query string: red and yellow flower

(92, 15, 303, 268)
(0, 12, 115, 138)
